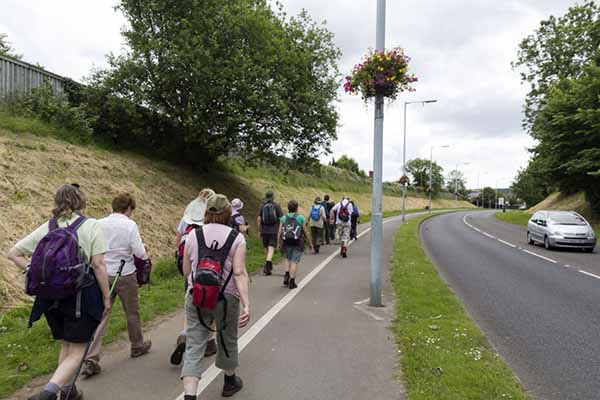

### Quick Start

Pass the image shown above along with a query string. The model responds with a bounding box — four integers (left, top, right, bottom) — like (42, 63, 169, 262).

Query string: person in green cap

(181, 194, 250, 399)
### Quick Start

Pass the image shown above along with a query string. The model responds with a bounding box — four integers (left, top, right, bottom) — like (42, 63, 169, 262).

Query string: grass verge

(391, 214, 529, 400)
(0, 241, 273, 398)
(494, 210, 531, 227)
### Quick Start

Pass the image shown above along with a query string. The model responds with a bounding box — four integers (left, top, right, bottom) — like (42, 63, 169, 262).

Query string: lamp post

(428, 144, 450, 212)
(402, 99, 437, 222)
(370, 0, 386, 308)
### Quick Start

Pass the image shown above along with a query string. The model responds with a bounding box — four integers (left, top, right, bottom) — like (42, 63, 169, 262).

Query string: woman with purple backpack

(6, 184, 111, 400)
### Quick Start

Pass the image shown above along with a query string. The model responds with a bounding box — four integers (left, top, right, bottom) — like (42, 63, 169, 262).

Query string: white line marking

(497, 239, 517, 248)
(522, 249, 558, 264)
(352, 305, 385, 321)
(353, 298, 370, 305)
(579, 270, 600, 280)
(483, 232, 496, 239)
(176, 216, 402, 399)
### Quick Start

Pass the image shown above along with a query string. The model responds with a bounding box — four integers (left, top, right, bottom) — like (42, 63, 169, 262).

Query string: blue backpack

(310, 205, 322, 221)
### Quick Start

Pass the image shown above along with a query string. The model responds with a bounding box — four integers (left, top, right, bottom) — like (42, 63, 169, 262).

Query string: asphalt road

(421, 211, 600, 400)
(15, 216, 409, 400)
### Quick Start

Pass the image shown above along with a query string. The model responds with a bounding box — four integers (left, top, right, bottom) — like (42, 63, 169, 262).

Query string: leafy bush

(2, 82, 93, 143)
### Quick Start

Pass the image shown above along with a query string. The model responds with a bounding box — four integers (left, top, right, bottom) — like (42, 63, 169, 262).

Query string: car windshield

(548, 214, 587, 226)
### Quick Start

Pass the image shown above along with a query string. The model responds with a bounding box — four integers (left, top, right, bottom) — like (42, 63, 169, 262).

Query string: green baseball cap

(206, 194, 231, 214)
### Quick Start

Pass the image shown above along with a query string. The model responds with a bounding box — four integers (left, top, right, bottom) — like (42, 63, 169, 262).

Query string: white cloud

(1, 0, 575, 187)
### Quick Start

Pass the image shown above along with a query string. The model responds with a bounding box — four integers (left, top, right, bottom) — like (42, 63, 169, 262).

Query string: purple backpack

(26, 216, 90, 302)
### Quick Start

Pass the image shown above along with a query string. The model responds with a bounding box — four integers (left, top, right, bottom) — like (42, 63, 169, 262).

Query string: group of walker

(6, 184, 359, 400)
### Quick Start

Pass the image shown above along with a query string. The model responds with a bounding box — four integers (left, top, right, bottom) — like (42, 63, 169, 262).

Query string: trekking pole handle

(109, 260, 126, 296)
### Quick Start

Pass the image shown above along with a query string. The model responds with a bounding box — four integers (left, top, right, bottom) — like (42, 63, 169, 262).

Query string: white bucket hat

(231, 198, 244, 213)
(183, 198, 207, 225)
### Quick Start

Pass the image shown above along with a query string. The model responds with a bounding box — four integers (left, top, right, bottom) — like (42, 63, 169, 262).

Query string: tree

(445, 169, 467, 199)
(406, 158, 444, 192)
(510, 160, 552, 208)
(97, 0, 340, 165)
(528, 64, 600, 213)
(513, 1, 600, 131)
(0, 33, 21, 59)
(333, 154, 364, 176)
(474, 187, 497, 208)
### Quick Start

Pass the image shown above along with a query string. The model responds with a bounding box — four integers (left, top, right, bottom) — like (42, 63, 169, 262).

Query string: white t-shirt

(99, 213, 148, 276)
(332, 200, 354, 225)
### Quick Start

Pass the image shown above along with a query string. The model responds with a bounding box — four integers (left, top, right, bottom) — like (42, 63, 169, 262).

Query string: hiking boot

(283, 271, 290, 286)
(60, 385, 83, 400)
(288, 278, 297, 289)
(27, 391, 57, 400)
(222, 374, 243, 397)
(264, 261, 273, 275)
(170, 334, 186, 365)
(131, 340, 152, 358)
(341, 247, 348, 258)
(314, 245, 320, 254)
(204, 338, 217, 357)
(80, 359, 101, 379)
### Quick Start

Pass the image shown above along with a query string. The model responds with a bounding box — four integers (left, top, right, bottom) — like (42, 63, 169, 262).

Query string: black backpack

(282, 214, 301, 245)
(261, 202, 278, 225)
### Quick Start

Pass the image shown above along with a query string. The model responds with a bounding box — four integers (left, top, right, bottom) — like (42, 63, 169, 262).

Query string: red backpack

(176, 224, 200, 275)
(338, 203, 350, 222)
(192, 227, 238, 310)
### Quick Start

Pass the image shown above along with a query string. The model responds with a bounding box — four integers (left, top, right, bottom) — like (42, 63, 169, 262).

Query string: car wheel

(544, 236, 552, 250)
(527, 232, 534, 245)
(584, 247, 594, 253)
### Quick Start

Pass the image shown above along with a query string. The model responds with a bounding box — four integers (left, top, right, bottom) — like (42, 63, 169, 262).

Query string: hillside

(0, 125, 472, 310)
(529, 192, 595, 221)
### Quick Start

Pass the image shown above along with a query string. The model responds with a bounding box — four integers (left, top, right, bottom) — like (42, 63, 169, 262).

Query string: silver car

(527, 210, 596, 252)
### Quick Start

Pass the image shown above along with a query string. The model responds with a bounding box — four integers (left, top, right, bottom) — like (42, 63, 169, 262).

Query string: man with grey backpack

(278, 200, 312, 289)
(257, 191, 283, 275)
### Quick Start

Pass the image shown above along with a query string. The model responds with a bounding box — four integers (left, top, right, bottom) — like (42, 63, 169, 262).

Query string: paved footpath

(14, 216, 408, 400)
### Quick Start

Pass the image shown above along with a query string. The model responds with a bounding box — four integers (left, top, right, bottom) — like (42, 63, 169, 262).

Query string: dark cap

(265, 190, 274, 200)
(315, 196, 322, 204)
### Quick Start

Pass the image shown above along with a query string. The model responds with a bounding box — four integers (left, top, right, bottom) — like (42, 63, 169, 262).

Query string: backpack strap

(68, 216, 87, 232)
(48, 218, 59, 231)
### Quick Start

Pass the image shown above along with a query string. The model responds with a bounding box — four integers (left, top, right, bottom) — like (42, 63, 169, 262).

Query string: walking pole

(65, 259, 126, 398)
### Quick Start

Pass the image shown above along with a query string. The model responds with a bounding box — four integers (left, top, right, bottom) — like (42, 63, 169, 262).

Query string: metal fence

(0, 54, 65, 100)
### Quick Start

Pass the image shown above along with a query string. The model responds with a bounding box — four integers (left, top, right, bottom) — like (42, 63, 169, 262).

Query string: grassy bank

(495, 210, 600, 237)
(495, 210, 531, 227)
(391, 214, 529, 399)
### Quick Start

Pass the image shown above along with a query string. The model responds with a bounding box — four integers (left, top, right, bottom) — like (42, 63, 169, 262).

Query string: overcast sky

(0, 1, 577, 188)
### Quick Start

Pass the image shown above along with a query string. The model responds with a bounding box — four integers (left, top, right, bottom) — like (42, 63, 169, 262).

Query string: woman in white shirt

(81, 193, 152, 378)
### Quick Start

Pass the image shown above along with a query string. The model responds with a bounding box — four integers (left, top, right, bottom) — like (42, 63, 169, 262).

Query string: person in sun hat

(230, 198, 249, 234)
(170, 188, 217, 366)
(181, 194, 250, 399)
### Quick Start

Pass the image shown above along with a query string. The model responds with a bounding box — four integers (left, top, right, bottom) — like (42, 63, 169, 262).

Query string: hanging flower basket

(344, 47, 417, 102)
